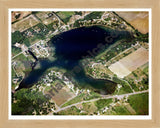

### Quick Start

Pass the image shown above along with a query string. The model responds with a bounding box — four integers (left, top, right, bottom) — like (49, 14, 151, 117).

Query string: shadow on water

(61, 62, 117, 95)
(16, 26, 133, 95)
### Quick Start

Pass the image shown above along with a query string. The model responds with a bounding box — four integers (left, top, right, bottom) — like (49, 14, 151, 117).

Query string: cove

(16, 25, 133, 95)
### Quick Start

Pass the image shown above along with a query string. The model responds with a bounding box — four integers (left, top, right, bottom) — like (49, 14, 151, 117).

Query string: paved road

(55, 90, 148, 113)
(12, 40, 41, 59)
(12, 52, 23, 59)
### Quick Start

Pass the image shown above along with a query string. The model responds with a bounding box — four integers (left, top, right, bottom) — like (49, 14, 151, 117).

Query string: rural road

(55, 89, 148, 113)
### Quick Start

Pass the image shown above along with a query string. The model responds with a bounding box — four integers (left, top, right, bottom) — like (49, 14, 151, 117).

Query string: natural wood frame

(0, 0, 160, 127)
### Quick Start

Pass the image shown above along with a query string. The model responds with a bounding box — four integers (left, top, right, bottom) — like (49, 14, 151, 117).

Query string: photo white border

(8, 8, 152, 120)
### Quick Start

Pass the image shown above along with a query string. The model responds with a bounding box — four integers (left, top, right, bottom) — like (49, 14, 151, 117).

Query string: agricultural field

(47, 86, 75, 106)
(109, 62, 131, 78)
(34, 11, 52, 22)
(81, 102, 97, 115)
(55, 92, 148, 115)
(109, 47, 148, 78)
(56, 11, 75, 24)
(61, 92, 101, 108)
(10, 10, 150, 117)
(104, 105, 133, 115)
(116, 12, 149, 34)
(12, 14, 40, 32)
(44, 81, 75, 106)
(83, 11, 104, 21)
(12, 11, 32, 23)
(35, 12, 60, 26)
(124, 62, 149, 91)
(55, 106, 83, 115)
(94, 98, 113, 111)
(128, 92, 149, 115)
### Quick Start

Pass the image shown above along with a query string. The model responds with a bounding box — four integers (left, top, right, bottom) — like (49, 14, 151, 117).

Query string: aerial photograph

(11, 10, 149, 116)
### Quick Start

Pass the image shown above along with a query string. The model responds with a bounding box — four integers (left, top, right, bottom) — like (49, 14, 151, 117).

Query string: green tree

(12, 46, 21, 55)
(12, 89, 51, 115)
(12, 31, 24, 45)
(22, 38, 30, 47)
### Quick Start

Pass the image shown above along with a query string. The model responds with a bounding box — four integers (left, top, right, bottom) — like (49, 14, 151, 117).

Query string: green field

(83, 12, 104, 20)
(56, 11, 75, 24)
(110, 105, 132, 115)
(61, 92, 101, 108)
(55, 106, 85, 115)
(112, 76, 133, 95)
(128, 92, 149, 115)
(94, 98, 112, 110)
(12, 46, 21, 56)
(61, 93, 86, 108)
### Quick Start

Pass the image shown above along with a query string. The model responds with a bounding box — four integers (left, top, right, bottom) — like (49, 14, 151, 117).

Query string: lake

(16, 25, 133, 95)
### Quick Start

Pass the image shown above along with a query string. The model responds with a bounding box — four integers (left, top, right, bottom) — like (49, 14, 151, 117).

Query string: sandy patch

(109, 47, 148, 78)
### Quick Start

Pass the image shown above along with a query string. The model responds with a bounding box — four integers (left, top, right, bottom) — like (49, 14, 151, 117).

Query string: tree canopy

(12, 89, 51, 115)
(12, 31, 24, 45)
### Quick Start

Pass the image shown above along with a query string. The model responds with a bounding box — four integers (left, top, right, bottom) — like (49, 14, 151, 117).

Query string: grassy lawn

(111, 105, 132, 115)
(13, 54, 30, 61)
(56, 12, 75, 24)
(56, 12, 74, 18)
(94, 98, 112, 110)
(12, 15, 39, 32)
(82, 102, 97, 114)
(61, 93, 86, 108)
(61, 91, 101, 108)
(12, 46, 21, 56)
(143, 65, 149, 74)
(44, 86, 52, 92)
(83, 12, 104, 20)
(55, 106, 85, 115)
(29, 36, 40, 45)
(128, 92, 149, 115)
(114, 85, 133, 95)
(85, 92, 101, 100)
(112, 76, 133, 95)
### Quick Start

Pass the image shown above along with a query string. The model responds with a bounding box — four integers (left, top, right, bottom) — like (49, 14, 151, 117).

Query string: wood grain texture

(0, 0, 160, 128)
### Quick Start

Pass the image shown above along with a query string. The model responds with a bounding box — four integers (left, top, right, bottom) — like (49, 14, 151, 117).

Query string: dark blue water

(16, 26, 133, 94)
